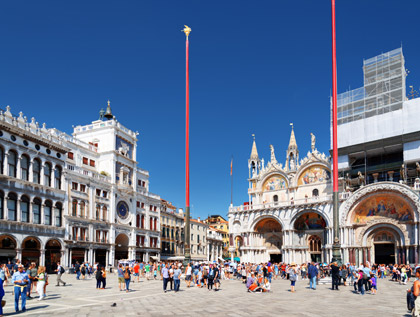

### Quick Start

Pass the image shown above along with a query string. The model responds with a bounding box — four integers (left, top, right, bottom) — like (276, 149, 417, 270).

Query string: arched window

(141, 215, 145, 228)
(0, 147, 4, 174)
(102, 206, 107, 221)
(20, 195, 30, 223)
(44, 200, 52, 225)
(7, 192, 17, 221)
(8, 151, 17, 177)
(44, 163, 52, 186)
(80, 201, 85, 218)
(150, 217, 153, 230)
(96, 205, 100, 220)
(54, 165, 62, 189)
(154, 218, 157, 231)
(273, 195, 278, 203)
(136, 214, 140, 227)
(55, 202, 62, 227)
(312, 188, 319, 197)
(308, 235, 322, 252)
(72, 199, 78, 217)
(33, 198, 41, 224)
(33, 159, 41, 184)
(21, 155, 29, 181)
(0, 190, 4, 219)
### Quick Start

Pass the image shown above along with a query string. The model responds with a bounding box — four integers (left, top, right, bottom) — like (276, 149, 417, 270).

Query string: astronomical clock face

(117, 201, 129, 220)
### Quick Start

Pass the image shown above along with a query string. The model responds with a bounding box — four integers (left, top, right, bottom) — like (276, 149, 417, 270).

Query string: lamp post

(331, 0, 342, 264)
(182, 25, 192, 266)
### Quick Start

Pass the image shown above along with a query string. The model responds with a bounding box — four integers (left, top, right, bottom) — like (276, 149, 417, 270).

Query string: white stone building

(0, 102, 161, 271)
(207, 227, 223, 262)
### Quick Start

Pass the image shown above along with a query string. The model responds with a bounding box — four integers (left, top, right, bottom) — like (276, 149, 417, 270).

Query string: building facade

(207, 227, 224, 262)
(160, 200, 184, 261)
(190, 218, 208, 262)
(0, 103, 162, 270)
(229, 48, 420, 265)
(205, 215, 229, 257)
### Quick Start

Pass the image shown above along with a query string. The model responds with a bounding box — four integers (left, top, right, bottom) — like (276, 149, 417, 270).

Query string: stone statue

(269, 144, 277, 163)
(118, 142, 130, 157)
(400, 164, 406, 182)
(358, 171, 365, 186)
(310, 133, 316, 152)
(290, 157, 295, 170)
(416, 162, 420, 178)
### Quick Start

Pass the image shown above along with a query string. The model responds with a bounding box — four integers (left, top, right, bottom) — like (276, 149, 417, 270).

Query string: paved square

(1, 274, 410, 316)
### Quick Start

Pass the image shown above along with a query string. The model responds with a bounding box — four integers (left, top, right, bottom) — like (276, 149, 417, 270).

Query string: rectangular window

(33, 203, 40, 224)
(191, 234, 194, 242)
(68, 152, 74, 160)
(21, 200, 29, 223)
(141, 202, 144, 208)
(142, 181, 145, 187)
(104, 231, 108, 243)
(96, 189, 101, 196)
(89, 159, 95, 167)
(72, 182, 78, 190)
(197, 235, 200, 244)
(96, 231, 100, 242)
(102, 191, 107, 198)
(72, 227, 77, 240)
(154, 206, 157, 212)
(141, 236, 145, 246)
(138, 179, 141, 186)
(150, 205, 153, 211)
(136, 201, 140, 208)
(80, 184, 86, 192)
(44, 205, 51, 225)
(82, 157, 88, 165)
(55, 206, 61, 227)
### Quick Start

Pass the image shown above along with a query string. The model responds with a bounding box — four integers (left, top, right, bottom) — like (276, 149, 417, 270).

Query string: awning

(150, 256, 159, 260)
(167, 256, 185, 261)
(218, 257, 225, 262)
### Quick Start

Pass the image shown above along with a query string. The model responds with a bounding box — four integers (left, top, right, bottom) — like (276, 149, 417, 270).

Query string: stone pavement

(1, 273, 412, 316)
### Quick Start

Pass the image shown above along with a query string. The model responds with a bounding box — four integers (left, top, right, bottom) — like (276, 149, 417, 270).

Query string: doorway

(270, 253, 282, 263)
(375, 243, 395, 264)
(311, 253, 321, 263)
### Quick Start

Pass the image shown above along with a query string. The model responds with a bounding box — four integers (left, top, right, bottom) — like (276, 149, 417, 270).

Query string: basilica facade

(228, 126, 420, 265)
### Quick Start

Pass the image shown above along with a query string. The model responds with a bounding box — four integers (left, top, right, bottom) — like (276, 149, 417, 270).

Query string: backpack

(408, 287, 416, 311)
(124, 270, 130, 279)
(60, 266, 65, 274)
(96, 270, 102, 279)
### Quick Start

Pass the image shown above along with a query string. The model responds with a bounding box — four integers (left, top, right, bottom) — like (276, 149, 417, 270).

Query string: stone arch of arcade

(115, 233, 130, 263)
(251, 216, 283, 263)
(291, 209, 329, 263)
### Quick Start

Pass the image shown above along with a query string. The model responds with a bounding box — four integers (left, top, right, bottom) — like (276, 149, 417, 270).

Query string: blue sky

(1, 0, 419, 219)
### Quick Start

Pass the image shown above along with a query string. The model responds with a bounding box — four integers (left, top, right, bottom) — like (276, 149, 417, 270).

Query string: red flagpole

(332, 0, 338, 193)
(186, 35, 190, 208)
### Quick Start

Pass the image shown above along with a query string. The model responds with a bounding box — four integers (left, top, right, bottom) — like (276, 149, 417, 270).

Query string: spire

(250, 134, 259, 160)
(104, 100, 113, 120)
(288, 123, 298, 151)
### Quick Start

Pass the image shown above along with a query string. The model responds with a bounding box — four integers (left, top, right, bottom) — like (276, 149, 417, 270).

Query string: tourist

(370, 273, 377, 295)
(133, 262, 140, 282)
(185, 263, 192, 287)
(308, 262, 318, 290)
(81, 263, 86, 280)
(340, 264, 348, 286)
(289, 263, 297, 293)
(197, 268, 203, 288)
(331, 261, 340, 290)
(162, 263, 169, 293)
(101, 267, 107, 289)
(356, 267, 365, 295)
(27, 262, 37, 299)
(153, 263, 158, 280)
(36, 266, 46, 300)
(410, 268, 420, 316)
(95, 266, 102, 289)
(173, 265, 182, 292)
(12, 264, 29, 313)
(75, 261, 81, 280)
(145, 262, 151, 280)
(55, 262, 66, 286)
(124, 266, 131, 292)
(117, 264, 125, 291)
(168, 264, 174, 290)
(0, 264, 6, 316)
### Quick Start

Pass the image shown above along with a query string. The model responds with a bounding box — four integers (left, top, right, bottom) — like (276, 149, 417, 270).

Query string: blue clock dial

(117, 201, 129, 219)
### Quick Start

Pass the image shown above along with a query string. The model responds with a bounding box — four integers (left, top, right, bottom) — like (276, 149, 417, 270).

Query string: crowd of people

(2, 259, 420, 316)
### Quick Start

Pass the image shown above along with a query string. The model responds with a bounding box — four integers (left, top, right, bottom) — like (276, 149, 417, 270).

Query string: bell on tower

(286, 123, 299, 171)
(104, 100, 113, 120)
(248, 134, 261, 178)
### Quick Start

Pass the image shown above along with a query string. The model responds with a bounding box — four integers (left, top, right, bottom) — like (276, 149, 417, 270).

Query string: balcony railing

(67, 164, 110, 183)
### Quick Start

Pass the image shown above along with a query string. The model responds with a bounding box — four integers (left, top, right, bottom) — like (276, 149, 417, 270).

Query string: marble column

(40, 249, 45, 266)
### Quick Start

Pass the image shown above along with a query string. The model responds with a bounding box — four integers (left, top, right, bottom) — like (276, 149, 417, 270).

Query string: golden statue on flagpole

(182, 25, 191, 37)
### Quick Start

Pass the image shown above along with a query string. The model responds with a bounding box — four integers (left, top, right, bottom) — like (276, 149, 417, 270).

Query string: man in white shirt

(55, 262, 66, 286)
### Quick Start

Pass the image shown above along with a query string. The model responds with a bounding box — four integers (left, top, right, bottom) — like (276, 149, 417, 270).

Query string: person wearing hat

(11, 264, 29, 313)
(289, 263, 297, 293)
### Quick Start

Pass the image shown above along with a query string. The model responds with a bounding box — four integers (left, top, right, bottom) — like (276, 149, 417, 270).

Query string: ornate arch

(249, 214, 284, 232)
(259, 172, 289, 192)
(340, 182, 420, 226)
(359, 222, 406, 247)
(294, 162, 331, 187)
(290, 208, 331, 229)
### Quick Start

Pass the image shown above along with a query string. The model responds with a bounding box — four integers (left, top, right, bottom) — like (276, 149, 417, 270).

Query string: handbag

(1, 300, 6, 307)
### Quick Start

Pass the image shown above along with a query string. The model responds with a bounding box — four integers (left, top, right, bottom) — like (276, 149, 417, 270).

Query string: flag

(230, 157, 233, 176)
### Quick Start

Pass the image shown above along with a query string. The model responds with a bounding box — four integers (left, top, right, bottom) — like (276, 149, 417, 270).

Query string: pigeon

(111, 303, 117, 307)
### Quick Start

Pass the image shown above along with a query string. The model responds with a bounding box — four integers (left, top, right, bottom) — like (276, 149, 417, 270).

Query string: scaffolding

(337, 48, 406, 125)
